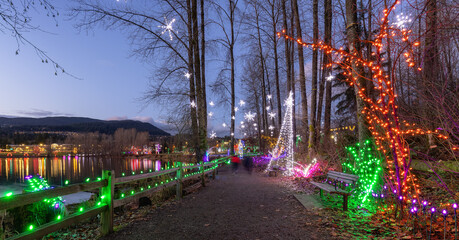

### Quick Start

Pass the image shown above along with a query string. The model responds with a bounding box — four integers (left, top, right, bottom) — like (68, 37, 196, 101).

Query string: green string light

(343, 139, 383, 206)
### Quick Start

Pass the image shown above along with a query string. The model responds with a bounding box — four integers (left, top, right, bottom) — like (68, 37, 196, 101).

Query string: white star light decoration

(266, 106, 270, 111)
(208, 112, 214, 117)
(239, 100, 245, 107)
(234, 107, 239, 112)
(268, 112, 276, 119)
(267, 95, 272, 100)
(222, 123, 227, 128)
(158, 17, 177, 41)
(244, 111, 256, 121)
(269, 125, 275, 130)
(184, 72, 191, 79)
(209, 131, 217, 139)
(209, 101, 215, 106)
(190, 100, 196, 108)
(326, 74, 335, 82)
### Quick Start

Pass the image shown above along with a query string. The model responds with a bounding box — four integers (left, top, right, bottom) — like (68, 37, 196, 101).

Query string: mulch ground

(100, 166, 336, 240)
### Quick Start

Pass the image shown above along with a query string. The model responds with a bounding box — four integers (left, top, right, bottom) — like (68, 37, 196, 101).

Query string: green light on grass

(65, 180, 69, 185)
(57, 215, 62, 220)
(140, 187, 144, 191)
(149, 169, 152, 172)
(28, 225, 34, 230)
(122, 173, 125, 176)
(97, 202, 101, 206)
(140, 171, 143, 174)
(148, 185, 151, 189)
(121, 193, 125, 198)
(5, 192, 13, 197)
(79, 207, 84, 212)
(131, 190, 134, 195)
(132, 171, 135, 175)
(85, 178, 90, 182)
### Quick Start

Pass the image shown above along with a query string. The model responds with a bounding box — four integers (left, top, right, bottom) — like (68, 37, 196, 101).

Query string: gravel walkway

(102, 166, 335, 240)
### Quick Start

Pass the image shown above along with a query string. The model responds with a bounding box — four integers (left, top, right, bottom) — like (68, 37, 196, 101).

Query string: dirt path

(102, 166, 336, 240)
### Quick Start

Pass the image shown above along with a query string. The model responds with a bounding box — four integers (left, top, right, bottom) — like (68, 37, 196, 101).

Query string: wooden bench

(310, 171, 359, 211)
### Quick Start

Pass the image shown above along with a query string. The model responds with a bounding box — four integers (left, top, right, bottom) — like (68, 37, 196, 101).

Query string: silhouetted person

(243, 155, 253, 174)
(231, 155, 240, 174)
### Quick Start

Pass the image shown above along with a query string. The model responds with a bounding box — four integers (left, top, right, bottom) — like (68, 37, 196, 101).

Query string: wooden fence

(0, 157, 230, 240)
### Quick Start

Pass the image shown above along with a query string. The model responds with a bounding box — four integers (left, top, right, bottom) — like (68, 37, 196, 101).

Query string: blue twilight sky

(0, 1, 331, 136)
(0, 1, 192, 132)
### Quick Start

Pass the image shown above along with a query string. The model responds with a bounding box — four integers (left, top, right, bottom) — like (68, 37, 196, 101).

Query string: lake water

(0, 155, 165, 186)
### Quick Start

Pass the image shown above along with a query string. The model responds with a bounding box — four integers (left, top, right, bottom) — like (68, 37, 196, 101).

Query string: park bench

(310, 171, 359, 211)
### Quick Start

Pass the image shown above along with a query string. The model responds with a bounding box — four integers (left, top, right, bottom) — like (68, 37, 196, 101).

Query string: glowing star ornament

(239, 100, 245, 107)
(208, 112, 214, 117)
(184, 72, 192, 79)
(268, 112, 276, 119)
(269, 125, 275, 130)
(234, 107, 239, 112)
(222, 123, 227, 128)
(267, 94, 272, 100)
(326, 74, 335, 82)
(266, 106, 270, 111)
(190, 100, 196, 108)
(158, 17, 177, 41)
(244, 111, 256, 121)
(209, 131, 217, 139)
(209, 101, 215, 106)
(232, 116, 235, 120)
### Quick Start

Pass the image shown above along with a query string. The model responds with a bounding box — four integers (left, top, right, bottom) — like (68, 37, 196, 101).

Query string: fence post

(176, 162, 182, 199)
(0, 210, 5, 240)
(200, 161, 206, 187)
(101, 170, 114, 235)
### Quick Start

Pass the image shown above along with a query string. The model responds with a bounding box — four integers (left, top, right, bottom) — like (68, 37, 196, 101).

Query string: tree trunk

(345, 0, 370, 145)
(200, 0, 207, 135)
(230, 0, 236, 154)
(308, 0, 319, 156)
(187, 0, 200, 162)
(282, 0, 292, 93)
(323, 0, 332, 146)
(423, 0, 438, 134)
(290, 1, 296, 140)
(271, 0, 282, 129)
(292, 0, 309, 152)
(255, 4, 267, 148)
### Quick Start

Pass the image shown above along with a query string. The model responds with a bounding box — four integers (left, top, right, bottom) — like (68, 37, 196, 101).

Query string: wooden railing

(0, 157, 230, 240)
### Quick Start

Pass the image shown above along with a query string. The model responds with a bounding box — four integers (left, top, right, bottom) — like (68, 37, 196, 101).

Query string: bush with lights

(342, 139, 384, 209)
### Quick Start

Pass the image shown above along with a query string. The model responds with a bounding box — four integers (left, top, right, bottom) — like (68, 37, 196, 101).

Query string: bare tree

(72, 0, 207, 161)
(291, 0, 308, 152)
(0, 0, 72, 76)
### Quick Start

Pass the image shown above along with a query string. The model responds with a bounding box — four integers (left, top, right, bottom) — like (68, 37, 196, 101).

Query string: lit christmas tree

(267, 91, 295, 175)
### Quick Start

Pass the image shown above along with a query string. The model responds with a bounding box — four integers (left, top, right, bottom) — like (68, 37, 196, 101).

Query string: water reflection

(0, 155, 158, 186)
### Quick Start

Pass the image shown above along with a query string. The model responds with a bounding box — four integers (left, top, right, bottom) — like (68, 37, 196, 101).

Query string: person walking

(231, 155, 240, 174)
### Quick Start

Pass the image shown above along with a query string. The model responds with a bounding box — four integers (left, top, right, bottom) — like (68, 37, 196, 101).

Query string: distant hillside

(0, 117, 170, 136)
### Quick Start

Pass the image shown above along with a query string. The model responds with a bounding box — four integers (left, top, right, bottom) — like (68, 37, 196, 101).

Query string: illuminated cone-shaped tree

(267, 91, 295, 175)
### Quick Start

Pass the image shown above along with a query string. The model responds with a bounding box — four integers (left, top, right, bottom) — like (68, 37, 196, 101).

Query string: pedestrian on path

(243, 155, 253, 174)
(231, 155, 240, 174)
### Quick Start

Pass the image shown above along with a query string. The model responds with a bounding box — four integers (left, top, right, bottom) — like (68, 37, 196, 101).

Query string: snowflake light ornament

(158, 17, 177, 41)
(244, 111, 256, 121)
(326, 74, 335, 82)
(184, 72, 191, 79)
(239, 100, 245, 107)
(269, 112, 276, 119)
(190, 100, 196, 108)
(209, 131, 217, 139)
